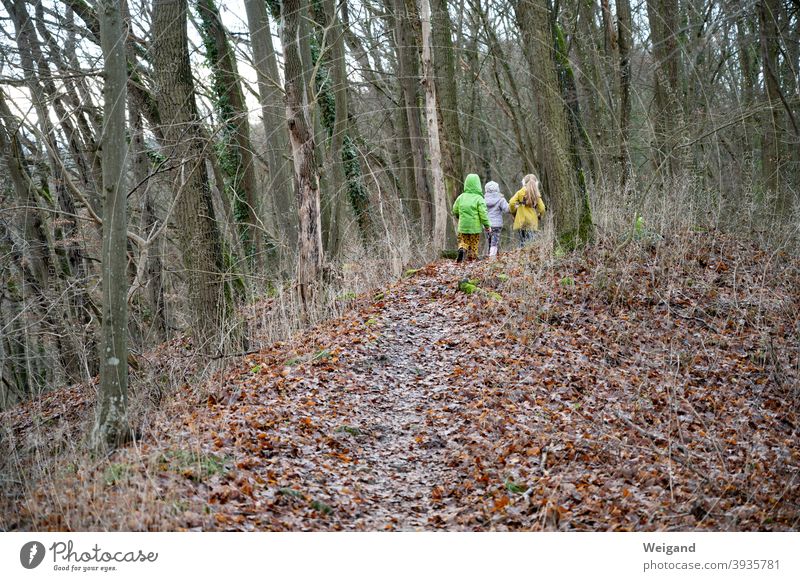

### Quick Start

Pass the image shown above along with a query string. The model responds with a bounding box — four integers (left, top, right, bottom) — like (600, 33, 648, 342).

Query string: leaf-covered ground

(2, 231, 798, 530)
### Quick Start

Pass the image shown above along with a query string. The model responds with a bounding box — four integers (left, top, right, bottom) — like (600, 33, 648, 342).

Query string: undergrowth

(0, 184, 797, 531)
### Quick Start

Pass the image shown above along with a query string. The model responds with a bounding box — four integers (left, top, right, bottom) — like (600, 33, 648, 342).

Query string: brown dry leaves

(2, 231, 798, 531)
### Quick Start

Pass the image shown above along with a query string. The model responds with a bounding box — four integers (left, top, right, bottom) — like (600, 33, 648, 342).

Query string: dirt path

(330, 263, 467, 529)
(197, 261, 487, 530)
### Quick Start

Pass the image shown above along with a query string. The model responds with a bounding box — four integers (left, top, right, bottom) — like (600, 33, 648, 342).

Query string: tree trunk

(196, 0, 266, 272)
(92, 0, 131, 451)
(4, 0, 86, 383)
(282, 0, 325, 310)
(244, 0, 296, 270)
(758, 0, 783, 211)
(152, 0, 244, 354)
(319, 0, 351, 258)
(391, 0, 432, 231)
(419, 0, 448, 251)
(646, 0, 685, 178)
(430, 0, 463, 205)
(0, 91, 52, 397)
(514, 0, 592, 247)
(615, 0, 633, 189)
(130, 105, 167, 343)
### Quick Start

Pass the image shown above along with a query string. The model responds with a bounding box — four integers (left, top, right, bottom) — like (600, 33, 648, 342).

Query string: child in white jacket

(484, 181, 509, 257)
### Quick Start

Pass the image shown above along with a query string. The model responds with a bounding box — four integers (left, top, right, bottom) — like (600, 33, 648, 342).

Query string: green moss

(278, 487, 304, 498)
(312, 349, 332, 362)
(459, 279, 479, 294)
(505, 478, 527, 494)
(336, 425, 362, 436)
(310, 499, 333, 515)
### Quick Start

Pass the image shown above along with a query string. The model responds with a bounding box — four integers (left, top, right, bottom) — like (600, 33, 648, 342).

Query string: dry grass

(1, 184, 797, 531)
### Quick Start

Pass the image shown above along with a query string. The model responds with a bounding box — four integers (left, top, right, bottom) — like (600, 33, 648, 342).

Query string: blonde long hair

(522, 174, 541, 207)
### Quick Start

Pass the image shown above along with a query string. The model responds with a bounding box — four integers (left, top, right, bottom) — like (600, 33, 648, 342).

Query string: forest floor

(1, 230, 799, 531)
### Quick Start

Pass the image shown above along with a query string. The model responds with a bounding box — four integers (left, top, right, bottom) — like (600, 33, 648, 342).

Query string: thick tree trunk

(514, 0, 591, 247)
(319, 0, 351, 258)
(646, 0, 685, 178)
(152, 0, 243, 354)
(282, 0, 325, 309)
(92, 0, 131, 451)
(572, 0, 606, 179)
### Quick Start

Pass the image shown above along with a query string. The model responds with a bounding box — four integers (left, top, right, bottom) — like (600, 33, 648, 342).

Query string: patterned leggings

(487, 227, 502, 256)
(457, 233, 481, 260)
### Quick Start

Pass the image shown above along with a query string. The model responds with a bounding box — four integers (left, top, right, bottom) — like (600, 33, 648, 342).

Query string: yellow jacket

(509, 188, 546, 230)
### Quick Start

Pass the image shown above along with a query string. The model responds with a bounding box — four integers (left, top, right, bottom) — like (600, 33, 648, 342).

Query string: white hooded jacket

(484, 181, 509, 228)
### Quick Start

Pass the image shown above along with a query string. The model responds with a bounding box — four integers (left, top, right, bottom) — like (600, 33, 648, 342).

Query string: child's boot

(457, 248, 465, 263)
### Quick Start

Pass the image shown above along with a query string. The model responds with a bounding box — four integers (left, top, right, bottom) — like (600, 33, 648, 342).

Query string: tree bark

(92, 0, 131, 451)
(615, 0, 633, 189)
(152, 0, 244, 354)
(282, 0, 325, 310)
(244, 0, 296, 269)
(419, 0, 448, 251)
(430, 0, 463, 204)
(514, 0, 591, 247)
(646, 0, 685, 178)
(196, 0, 266, 272)
(3, 0, 87, 383)
(391, 0, 432, 231)
(130, 105, 167, 343)
(758, 0, 783, 210)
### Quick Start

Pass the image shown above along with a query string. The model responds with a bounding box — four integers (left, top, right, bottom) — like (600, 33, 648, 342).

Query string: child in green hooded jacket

(452, 174, 491, 262)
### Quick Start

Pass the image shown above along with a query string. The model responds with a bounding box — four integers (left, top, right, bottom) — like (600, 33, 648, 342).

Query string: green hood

(463, 174, 483, 197)
(452, 174, 490, 234)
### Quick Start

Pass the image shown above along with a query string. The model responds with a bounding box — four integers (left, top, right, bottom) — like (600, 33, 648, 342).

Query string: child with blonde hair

(508, 173, 546, 247)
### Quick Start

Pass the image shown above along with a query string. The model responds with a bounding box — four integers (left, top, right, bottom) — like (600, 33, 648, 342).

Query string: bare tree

(245, 0, 296, 269)
(152, 0, 244, 354)
(419, 0, 448, 250)
(430, 0, 463, 203)
(196, 0, 267, 271)
(91, 0, 131, 451)
(514, 0, 592, 247)
(282, 0, 325, 309)
(390, 0, 432, 231)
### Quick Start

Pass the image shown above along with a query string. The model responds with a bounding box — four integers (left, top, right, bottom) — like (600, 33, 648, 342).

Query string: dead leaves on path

(3, 232, 798, 531)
